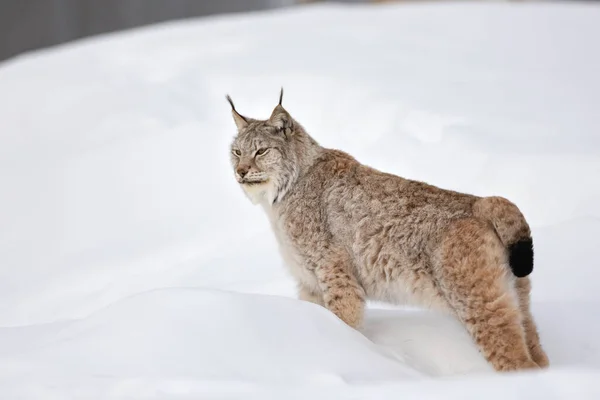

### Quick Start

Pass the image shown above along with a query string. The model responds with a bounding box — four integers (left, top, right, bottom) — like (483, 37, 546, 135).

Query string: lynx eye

(232, 149, 241, 157)
(255, 148, 269, 156)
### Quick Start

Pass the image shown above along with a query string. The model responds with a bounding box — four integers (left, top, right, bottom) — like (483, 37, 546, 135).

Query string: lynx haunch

(227, 89, 549, 372)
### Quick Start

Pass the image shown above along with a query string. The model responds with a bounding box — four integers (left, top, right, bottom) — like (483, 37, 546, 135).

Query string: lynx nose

(237, 166, 249, 178)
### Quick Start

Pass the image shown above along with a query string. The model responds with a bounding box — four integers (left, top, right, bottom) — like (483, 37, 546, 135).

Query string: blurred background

(0, 0, 396, 62)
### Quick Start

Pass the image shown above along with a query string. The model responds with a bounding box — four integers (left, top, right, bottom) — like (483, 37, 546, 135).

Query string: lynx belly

(357, 262, 451, 312)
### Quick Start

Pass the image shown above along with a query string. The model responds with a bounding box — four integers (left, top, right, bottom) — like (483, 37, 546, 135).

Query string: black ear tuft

(278, 87, 284, 106)
(226, 94, 235, 110)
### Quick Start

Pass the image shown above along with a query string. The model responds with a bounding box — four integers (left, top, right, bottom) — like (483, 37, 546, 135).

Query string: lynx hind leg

(297, 284, 325, 307)
(516, 277, 550, 368)
(437, 218, 538, 372)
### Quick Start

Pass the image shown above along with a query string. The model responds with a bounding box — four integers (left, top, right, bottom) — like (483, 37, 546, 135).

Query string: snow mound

(0, 289, 597, 399)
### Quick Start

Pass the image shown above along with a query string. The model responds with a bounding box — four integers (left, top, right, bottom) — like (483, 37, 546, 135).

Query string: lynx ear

(268, 88, 293, 134)
(226, 94, 248, 130)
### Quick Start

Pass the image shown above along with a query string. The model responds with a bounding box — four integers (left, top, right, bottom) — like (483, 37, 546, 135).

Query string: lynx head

(227, 89, 319, 205)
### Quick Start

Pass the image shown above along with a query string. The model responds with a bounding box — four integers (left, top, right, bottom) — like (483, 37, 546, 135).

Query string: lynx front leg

(314, 255, 365, 329)
(297, 283, 324, 307)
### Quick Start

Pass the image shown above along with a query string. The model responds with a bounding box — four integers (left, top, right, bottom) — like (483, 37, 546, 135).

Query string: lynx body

(227, 90, 548, 372)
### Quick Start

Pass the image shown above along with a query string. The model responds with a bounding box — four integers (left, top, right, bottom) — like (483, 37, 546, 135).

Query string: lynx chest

(263, 205, 320, 293)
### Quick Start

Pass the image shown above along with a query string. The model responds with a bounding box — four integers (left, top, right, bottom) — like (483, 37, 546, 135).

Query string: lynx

(226, 89, 549, 372)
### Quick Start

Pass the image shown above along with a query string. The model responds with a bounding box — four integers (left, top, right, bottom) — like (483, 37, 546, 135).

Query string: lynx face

(226, 90, 308, 205)
(230, 123, 288, 204)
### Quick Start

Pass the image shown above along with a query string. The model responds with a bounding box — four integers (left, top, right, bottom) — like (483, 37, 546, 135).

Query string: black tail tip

(509, 239, 534, 278)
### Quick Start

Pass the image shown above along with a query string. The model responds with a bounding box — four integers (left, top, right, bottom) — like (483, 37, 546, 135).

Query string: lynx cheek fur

(226, 90, 549, 372)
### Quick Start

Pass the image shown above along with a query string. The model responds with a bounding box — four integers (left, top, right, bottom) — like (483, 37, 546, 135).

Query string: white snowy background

(1, 2, 599, 399)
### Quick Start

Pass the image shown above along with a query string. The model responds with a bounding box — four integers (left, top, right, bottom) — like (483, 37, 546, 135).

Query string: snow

(1, 1, 600, 398)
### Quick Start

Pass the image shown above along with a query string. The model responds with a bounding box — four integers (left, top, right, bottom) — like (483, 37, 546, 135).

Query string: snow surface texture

(1, 2, 600, 399)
